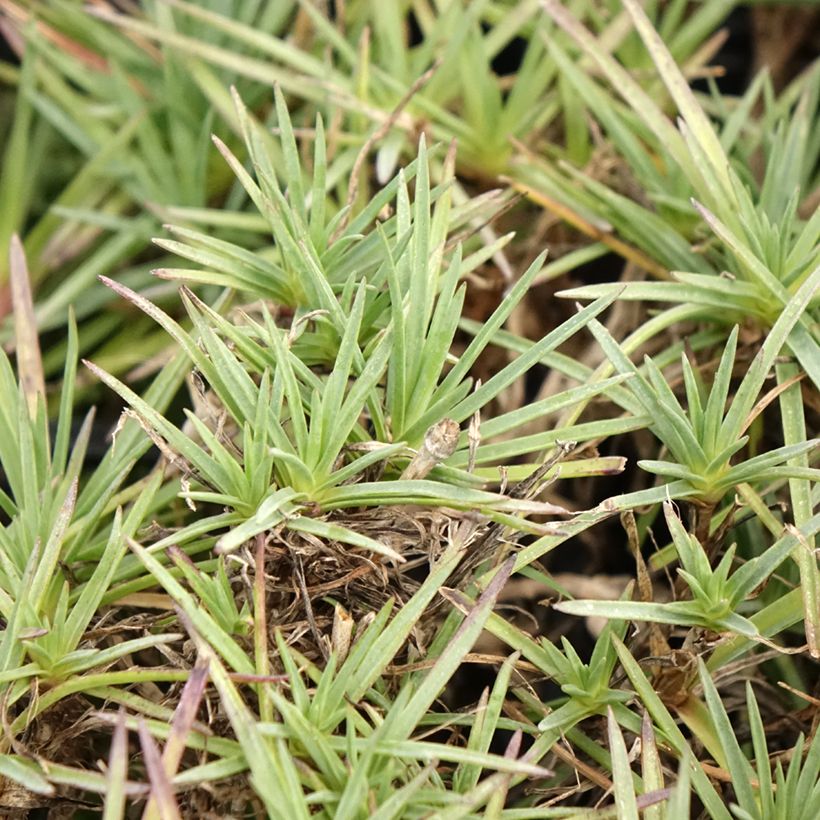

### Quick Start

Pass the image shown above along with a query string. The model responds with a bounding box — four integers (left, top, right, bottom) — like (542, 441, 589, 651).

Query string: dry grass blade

(0, 0, 111, 69)
(102, 711, 129, 820)
(138, 718, 182, 820)
(141, 663, 209, 818)
(508, 178, 671, 278)
(9, 234, 45, 415)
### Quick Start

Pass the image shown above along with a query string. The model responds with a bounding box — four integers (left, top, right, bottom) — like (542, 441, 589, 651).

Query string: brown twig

(332, 57, 443, 242)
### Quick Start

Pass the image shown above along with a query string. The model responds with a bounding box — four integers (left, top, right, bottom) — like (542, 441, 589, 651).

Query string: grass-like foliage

(0, 1, 817, 816)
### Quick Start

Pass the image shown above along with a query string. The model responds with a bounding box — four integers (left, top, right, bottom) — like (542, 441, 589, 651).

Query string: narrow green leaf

(127, 539, 253, 674)
(720, 264, 820, 442)
(608, 707, 640, 820)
